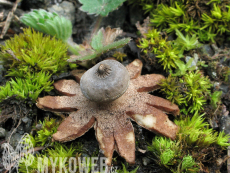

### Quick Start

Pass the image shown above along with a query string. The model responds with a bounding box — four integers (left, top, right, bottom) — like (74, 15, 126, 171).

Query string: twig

(213, 104, 220, 115)
(91, 15, 103, 40)
(7, 118, 21, 143)
(0, 11, 4, 20)
(0, 0, 21, 39)
(210, 53, 228, 60)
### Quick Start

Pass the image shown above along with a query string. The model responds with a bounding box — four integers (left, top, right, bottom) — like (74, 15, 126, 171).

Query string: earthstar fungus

(36, 59, 180, 165)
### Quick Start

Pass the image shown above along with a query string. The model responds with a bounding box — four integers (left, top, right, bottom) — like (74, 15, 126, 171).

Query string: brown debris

(0, 0, 21, 39)
(135, 17, 151, 38)
(36, 59, 180, 166)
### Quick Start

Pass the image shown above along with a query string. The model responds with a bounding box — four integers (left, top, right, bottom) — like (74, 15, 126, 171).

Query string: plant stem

(91, 15, 103, 37)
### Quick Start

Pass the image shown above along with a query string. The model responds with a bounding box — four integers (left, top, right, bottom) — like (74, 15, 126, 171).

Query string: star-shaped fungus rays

(36, 59, 180, 166)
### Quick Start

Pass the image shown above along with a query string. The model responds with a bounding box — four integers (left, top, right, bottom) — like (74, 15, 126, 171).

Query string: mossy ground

(1, 1, 230, 172)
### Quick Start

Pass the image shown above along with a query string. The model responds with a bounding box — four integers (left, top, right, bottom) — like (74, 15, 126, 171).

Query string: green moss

(180, 155, 197, 173)
(138, 28, 181, 71)
(22, 117, 60, 147)
(148, 113, 230, 172)
(0, 28, 69, 77)
(174, 113, 229, 148)
(19, 117, 84, 172)
(137, 1, 230, 42)
(160, 70, 213, 114)
(216, 131, 230, 148)
(19, 143, 77, 173)
(210, 90, 222, 108)
(116, 163, 139, 173)
(112, 51, 127, 62)
(174, 29, 202, 57)
(35, 117, 61, 146)
(0, 71, 53, 102)
(0, 28, 72, 103)
(148, 136, 198, 173)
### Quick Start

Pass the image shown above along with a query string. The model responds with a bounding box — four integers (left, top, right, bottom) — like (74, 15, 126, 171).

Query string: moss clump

(0, 71, 53, 102)
(116, 163, 139, 173)
(113, 51, 127, 62)
(138, 28, 181, 71)
(148, 113, 230, 172)
(142, 1, 230, 42)
(148, 137, 198, 173)
(0, 28, 69, 77)
(35, 118, 60, 146)
(19, 143, 78, 173)
(18, 118, 85, 173)
(27, 117, 61, 146)
(175, 113, 230, 148)
(0, 28, 72, 104)
(160, 70, 213, 114)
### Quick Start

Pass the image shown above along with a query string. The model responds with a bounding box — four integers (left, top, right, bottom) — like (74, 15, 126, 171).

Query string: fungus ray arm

(53, 110, 95, 142)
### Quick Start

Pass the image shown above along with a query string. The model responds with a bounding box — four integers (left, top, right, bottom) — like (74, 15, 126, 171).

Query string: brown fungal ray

(93, 109, 136, 166)
(126, 104, 178, 140)
(53, 79, 80, 96)
(36, 79, 88, 111)
(36, 96, 78, 112)
(146, 95, 180, 116)
(126, 59, 143, 79)
(113, 114, 135, 165)
(36, 59, 180, 166)
(53, 109, 95, 142)
(132, 74, 165, 92)
(94, 118, 115, 166)
(70, 69, 86, 84)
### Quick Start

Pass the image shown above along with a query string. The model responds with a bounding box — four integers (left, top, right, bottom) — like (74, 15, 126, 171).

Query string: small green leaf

(68, 27, 130, 62)
(20, 9, 72, 42)
(91, 29, 103, 50)
(79, 0, 126, 16)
